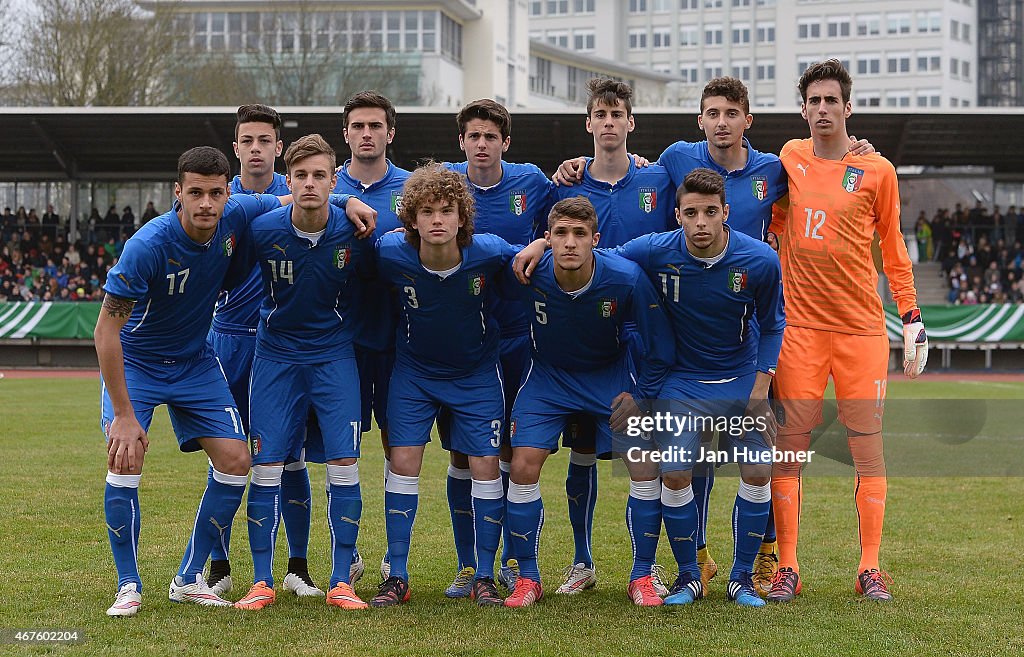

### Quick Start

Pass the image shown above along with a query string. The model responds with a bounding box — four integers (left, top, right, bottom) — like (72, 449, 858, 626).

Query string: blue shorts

(562, 336, 641, 452)
(248, 356, 362, 465)
(100, 349, 245, 452)
(387, 361, 504, 457)
(511, 357, 642, 458)
(356, 345, 395, 433)
(652, 373, 770, 473)
(207, 330, 256, 432)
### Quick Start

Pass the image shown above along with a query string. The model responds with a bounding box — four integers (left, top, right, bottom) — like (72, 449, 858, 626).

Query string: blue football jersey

(446, 161, 558, 340)
(240, 203, 372, 365)
(104, 194, 282, 362)
(556, 158, 676, 248)
(520, 250, 674, 400)
(616, 227, 785, 378)
(211, 173, 291, 335)
(333, 160, 412, 352)
(375, 231, 519, 378)
(657, 138, 787, 240)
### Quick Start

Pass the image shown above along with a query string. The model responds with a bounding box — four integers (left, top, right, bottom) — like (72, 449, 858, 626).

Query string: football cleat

(379, 553, 391, 581)
(283, 571, 325, 597)
(697, 546, 718, 590)
(627, 575, 664, 607)
(168, 574, 232, 607)
(555, 563, 597, 595)
(444, 566, 476, 598)
(234, 581, 275, 610)
(369, 576, 410, 608)
(471, 577, 503, 607)
(663, 572, 704, 606)
(856, 569, 894, 602)
(504, 576, 543, 608)
(650, 563, 670, 597)
(326, 582, 368, 610)
(350, 552, 365, 584)
(106, 582, 142, 617)
(727, 573, 766, 608)
(766, 567, 802, 603)
(497, 558, 520, 590)
(752, 541, 779, 596)
(208, 574, 232, 598)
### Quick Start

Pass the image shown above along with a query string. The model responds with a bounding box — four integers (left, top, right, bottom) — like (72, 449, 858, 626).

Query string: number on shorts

(490, 419, 502, 448)
(350, 420, 361, 451)
(224, 407, 241, 433)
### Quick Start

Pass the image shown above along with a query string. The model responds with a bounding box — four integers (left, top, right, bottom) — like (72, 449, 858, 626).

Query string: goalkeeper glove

(901, 309, 928, 378)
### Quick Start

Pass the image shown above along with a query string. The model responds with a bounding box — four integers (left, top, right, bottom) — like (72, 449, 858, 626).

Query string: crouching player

(233, 135, 375, 610)
(503, 197, 674, 608)
(619, 169, 785, 606)
(371, 163, 520, 607)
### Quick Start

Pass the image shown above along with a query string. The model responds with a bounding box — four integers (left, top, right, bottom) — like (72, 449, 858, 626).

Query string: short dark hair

(283, 134, 336, 173)
(700, 76, 750, 114)
(177, 147, 230, 184)
(547, 197, 598, 234)
(343, 91, 397, 130)
(456, 99, 511, 140)
(235, 104, 282, 140)
(586, 78, 633, 116)
(677, 168, 726, 207)
(798, 58, 853, 104)
(399, 162, 475, 250)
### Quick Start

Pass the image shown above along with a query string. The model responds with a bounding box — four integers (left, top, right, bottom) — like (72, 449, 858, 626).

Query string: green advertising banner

(0, 302, 101, 339)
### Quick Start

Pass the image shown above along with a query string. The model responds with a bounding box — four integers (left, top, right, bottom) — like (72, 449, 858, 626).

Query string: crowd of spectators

(0, 203, 153, 303)
(921, 202, 1024, 304)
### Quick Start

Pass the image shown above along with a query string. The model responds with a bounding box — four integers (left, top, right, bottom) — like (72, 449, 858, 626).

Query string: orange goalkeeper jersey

(769, 138, 917, 335)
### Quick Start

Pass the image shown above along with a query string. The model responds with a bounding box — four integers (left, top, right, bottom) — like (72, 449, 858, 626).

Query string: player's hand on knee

(902, 309, 929, 378)
(106, 415, 147, 473)
(345, 197, 378, 238)
(513, 238, 549, 283)
(553, 157, 587, 186)
(609, 392, 641, 433)
(746, 397, 777, 447)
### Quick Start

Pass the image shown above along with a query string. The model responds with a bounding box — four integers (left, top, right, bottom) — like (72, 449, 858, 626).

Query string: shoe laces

(632, 575, 659, 597)
(754, 551, 778, 576)
(561, 563, 590, 583)
(861, 569, 894, 593)
(452, 567, 475, 588)
(375, 576, 406, 600)
(668, 572, 697, 595)
(650, 563, 669, 588)
(509, 577, 538, 601)
(474, 578, 499, 598)
(733, 572, 757, 593)
(769, 568, 796, 590)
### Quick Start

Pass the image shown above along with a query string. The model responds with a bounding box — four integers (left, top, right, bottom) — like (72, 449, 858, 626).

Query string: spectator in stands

(121, 205, 135, 229)
(915, 212, 931, 262)
(984, 261, 1002, 295)
(141, 201, 158, 224)
(66, 243, 81, 267)
(1008, 206, 1021, 247)
(948, 262, 966, 303)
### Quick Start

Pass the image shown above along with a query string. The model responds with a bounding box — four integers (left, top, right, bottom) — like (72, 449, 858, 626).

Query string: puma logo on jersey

(797, 163, 809, 176)
(272, 243, 287, 256)
(168, 258, 181, 267)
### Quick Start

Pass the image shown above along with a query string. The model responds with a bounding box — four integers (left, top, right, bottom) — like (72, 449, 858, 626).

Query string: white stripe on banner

(0, 303, 37, 338)
(985, 305, 1024, 342)
(960, 304, 1013, 342)
(929, 305, 1000, 339)
(0, 303, 23, 325)
(10, 302, 53, 339)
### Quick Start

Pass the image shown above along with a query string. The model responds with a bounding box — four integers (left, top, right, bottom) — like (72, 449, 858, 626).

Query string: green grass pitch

(1, 377, 1021, 656)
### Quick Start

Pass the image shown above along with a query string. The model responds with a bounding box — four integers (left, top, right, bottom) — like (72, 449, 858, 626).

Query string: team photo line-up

(97, 58, 929, 617)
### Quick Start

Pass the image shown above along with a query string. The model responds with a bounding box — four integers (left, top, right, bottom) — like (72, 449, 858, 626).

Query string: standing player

(332, 91, 411, 581)
(205, 104, 325, 599)
(370, 163, 520, 607)
(555, 76, 871, 594)
(502, 197, 674, 608)
(766, 60, 927, 603)
(441, 98, 557, 596)
(234, 135, 373, 611)
(97, 147, 364, 616)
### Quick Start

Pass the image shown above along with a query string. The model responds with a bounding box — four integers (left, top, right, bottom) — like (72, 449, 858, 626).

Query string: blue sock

(246, 466, 282, 588)
(730, 481, 772, 581)
(505, 482, 544, 581)
(280, 464, 312, 559)
(326, 464, 362, 588)
(566, 453, 597, 568)
(206, 465, 232, 562)
(499, 463, 512, 564)
(692, 465, 714, 549)
(384, 474, 419, 581)
(105, 473, 142, 591)
(446, 466, 476, 570)
(764, 499, 777, 543)
(472, 478, 504, 580)
(177, 469, 246, 581)
(662, 484, 700, 581)
(626, 480, 662, 581)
